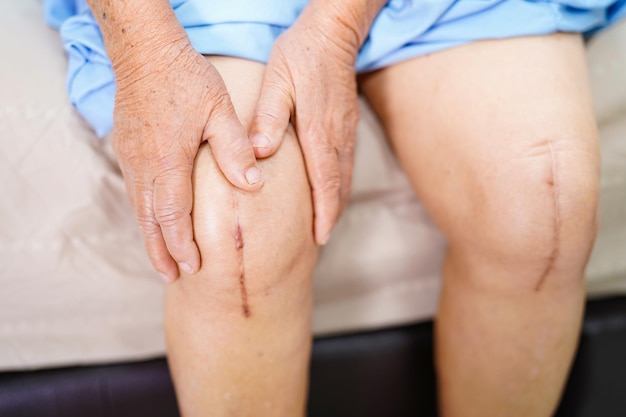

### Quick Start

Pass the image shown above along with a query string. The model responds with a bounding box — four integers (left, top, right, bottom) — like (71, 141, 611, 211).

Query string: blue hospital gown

(44, 0, 626, 137)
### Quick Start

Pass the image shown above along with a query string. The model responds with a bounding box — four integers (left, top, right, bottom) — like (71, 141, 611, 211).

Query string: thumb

(205, 94, 264, 191)
(249, 66, 293, 159)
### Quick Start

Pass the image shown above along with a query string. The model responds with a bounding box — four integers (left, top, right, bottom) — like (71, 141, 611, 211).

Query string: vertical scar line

(536, 140, 561, 291)
(234, 193, 251, 318)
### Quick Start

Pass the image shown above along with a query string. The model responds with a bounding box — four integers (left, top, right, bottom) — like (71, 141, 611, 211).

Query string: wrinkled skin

(110, 3, 365, 281)
(250, 9, 361, 244)
(112, 40, 263, 282)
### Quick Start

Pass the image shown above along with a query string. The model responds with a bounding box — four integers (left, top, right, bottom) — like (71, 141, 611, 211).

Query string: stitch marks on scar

(234, 206, 251, 318)
(235, 223, 244, 251)
(536, 140, 561, 291)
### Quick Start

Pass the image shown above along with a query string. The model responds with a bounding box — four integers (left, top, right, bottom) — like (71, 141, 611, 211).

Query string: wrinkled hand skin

(249, 6, 361, 245)
(112, 41, 263, 282)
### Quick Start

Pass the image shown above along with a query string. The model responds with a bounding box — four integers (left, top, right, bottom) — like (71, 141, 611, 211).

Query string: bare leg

(360, 34, 599, 417)
(164, 57, 317, 417)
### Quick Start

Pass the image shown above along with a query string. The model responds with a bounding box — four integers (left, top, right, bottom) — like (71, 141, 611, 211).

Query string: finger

(249, 64, 293, 159)
(134, 183, 179, 282)
(299, 132, 342, 245)
(337, 145, 354, 212)
(205, 94, 264, 191)
(153, 164, 201, 276)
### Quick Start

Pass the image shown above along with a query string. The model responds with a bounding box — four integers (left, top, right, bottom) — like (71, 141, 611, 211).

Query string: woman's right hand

(112, 39, 263, 283)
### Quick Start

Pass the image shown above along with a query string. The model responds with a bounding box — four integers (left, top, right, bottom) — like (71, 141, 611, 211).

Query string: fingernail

(179, 262, 194, 275)
(245, 166, 263, 185)
(252, 134, 271, 149)
(159, 272, 172, 284)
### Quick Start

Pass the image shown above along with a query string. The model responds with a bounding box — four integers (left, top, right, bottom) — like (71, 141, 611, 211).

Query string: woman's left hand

(249, 4, 363, 245)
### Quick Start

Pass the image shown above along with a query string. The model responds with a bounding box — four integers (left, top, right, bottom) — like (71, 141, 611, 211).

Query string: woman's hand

(87, 0, 264, 282)
(113, 39, 263, 282)
(249, 5, 364, 245)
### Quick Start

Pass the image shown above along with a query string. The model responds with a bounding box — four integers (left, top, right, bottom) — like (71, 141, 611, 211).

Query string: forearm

(85, 0, 189, 73)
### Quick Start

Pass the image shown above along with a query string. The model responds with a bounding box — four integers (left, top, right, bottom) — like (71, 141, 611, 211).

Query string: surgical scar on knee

(235, 224, 244, 251)
(234, 195, 251, 318)
(536, 140, 561, 291)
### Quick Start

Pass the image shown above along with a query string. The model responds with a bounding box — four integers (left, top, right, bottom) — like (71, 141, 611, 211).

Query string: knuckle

(152, 145, 184, 169)
(315, 172, 342, 196)
(212, 134, 255, 164)
(338, 139, 355, 158)
(302, 122, 325, 141)
(334, 108, 358, 129)
(208, 91, 236, 121)
(156, 141, 195, 170)
(154, 204, 189, 228)
(306, 145, 341, 185)
(264, 79, 293, 102)
(136, 213, 161, 238)
(204, 75, 228, 98)
(123, 152, 149, 171)
(254, 108, 284, 128)
(154, 163, 191, 182)
(230, 140, 256, 161)
(314, 143, 340, 166)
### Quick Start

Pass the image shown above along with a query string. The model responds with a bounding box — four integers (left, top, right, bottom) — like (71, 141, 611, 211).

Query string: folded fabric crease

(44, 0, 626, 138)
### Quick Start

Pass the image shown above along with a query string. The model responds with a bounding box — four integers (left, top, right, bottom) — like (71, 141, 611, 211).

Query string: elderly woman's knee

(174, 133, 316, 316)
(447, 137, 599, 289)
(164, 56, 317, 317)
